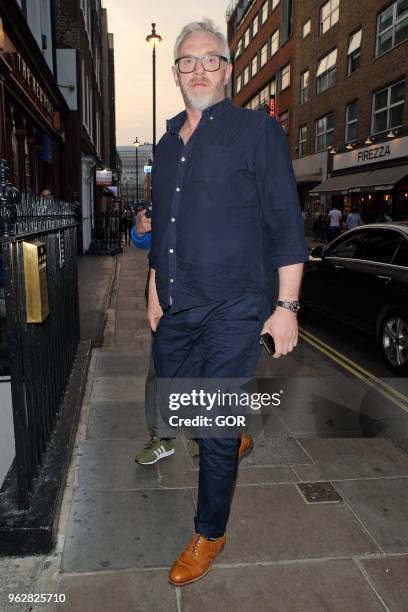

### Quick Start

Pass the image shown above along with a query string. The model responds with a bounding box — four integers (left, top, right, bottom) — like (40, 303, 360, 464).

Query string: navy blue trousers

(153, 293, 268, 538)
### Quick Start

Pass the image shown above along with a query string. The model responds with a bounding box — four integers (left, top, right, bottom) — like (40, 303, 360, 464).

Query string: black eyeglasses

(175, 54, 229, 73)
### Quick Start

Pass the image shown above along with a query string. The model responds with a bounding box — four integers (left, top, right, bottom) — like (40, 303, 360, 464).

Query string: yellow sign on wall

(22, 241, 49, 323)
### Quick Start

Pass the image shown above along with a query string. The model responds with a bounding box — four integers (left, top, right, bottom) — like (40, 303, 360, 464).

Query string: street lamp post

(146, 23, 162, 156)
(133, 136, 140, 207)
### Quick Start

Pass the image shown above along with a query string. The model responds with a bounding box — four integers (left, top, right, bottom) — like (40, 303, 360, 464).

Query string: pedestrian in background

(345, 206, 362, 230)
(327, 204, 343, 241)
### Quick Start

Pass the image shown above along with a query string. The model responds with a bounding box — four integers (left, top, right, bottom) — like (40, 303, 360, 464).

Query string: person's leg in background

(134, 346, 176, 465)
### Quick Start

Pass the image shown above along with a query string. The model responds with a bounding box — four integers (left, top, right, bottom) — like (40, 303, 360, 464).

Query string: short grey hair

(174, 19, 230, 63)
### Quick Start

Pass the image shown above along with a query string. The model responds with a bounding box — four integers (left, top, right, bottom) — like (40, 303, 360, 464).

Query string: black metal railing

(0, 160, 80, 510)
(87, 210, 123, 255)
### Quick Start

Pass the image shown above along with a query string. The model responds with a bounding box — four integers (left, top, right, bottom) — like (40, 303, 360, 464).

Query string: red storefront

(0, 2, 69, 197)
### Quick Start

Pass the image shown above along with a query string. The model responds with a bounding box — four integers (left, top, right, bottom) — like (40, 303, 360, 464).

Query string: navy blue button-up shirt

(150, 98, 308, 312)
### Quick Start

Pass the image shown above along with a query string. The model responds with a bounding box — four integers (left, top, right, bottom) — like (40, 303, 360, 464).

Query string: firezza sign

(357, 144, 391, 163)
(333, 136, 408, 171)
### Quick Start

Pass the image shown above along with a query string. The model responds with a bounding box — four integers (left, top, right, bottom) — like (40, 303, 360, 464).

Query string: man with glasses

(148, 19, 308, 586)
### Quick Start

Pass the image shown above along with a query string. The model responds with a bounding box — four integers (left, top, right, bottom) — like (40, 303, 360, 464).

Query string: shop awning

(309, 165, 408, 195)
(309, 172, 371, 195)
(296, 173, 322, 184)
(355, 165, 408, 191)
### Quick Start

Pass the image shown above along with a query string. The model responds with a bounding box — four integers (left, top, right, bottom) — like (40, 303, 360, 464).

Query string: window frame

(320, 0, 340, 36)
(302, 19, 311, 38)
(271, 28, 280, 56)
(345, 100, 358, 142)
(376, 0, 408, 57)
(315, 112, 335, 152)
(316, 48, 337, 94)
(300, 69, 309, 104)
(299, 124, 308, 156)
(347, 28, 362, 74)
(261, 1, 269, 25)
(280, 63, 291, 91)
(371, 79, 405, 135)
(260, 42, 268, 67)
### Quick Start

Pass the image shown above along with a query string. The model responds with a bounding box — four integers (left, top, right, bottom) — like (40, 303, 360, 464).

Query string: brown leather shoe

(238, 433, 253, 462)
(168, 533, 226, 586)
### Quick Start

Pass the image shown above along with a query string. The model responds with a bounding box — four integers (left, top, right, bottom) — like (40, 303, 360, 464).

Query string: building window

(261, 1, 268, 25)
(278, 63, 290, 91)
(345, 101, 358, 142)
(235, 38, 243, 59)
(372, 80, 405, 134)
(260, 84, 269, 104)
(279, 111, 289, 133)
(376, 0, 408, 57)
(236, 74, 242, 93)
(347, 29, 362, 74)
(272, 0, 280, 9)
(252, 14, 259, 37)
(271, 28, 279, 56)
(300, 69, 309, 103)
(244, 28, 250, 48)
(320, 0, 340, 35)
(316, 48, 337, 94)
(270, 78, 276, 95)
(243, 65, 250, 85)
(302, 19, 311, 38)
(299, 125, 308, 156)
(260, 42, 268, 67)
(252, 54, 258, 76)
(315, 112, 335, 151)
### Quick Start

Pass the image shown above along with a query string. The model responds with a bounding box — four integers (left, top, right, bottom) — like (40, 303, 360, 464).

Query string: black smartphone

(260, 333, 275, 355)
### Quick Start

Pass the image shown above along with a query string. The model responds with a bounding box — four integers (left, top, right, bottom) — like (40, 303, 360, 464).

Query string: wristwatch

(277, 300, 301, 314)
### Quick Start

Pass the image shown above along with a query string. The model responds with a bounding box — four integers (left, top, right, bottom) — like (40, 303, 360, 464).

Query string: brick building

(227, 0, 294, 134)
(54, 0, 117, 252)
(228, 0, 408, 230)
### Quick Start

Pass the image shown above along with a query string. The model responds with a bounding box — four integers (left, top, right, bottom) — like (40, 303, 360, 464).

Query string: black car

(302, 223, 408, 375)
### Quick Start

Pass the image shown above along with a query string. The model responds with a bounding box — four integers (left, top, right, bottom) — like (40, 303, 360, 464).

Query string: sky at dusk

(102, 0, 230, 145)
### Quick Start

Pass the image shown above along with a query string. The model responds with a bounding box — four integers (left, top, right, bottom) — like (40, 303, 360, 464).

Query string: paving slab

(87, 402, 149, 439)
(61, 489, 195, 572)
(293, 438, 408, 481)
(57, 570, 177, 612)
(76, 438, 159, 490)
(180, 559, 385, 612)
(360, 554, 408, 612)
(238, 435, 313, 467)
(192, 484, 379, 563)
(236, 465, 298, 485)
(94, 354, 149, 377)
(158, 438, 198, 488)
(91, 376, 145, 403)
(335, 478, 408, 553)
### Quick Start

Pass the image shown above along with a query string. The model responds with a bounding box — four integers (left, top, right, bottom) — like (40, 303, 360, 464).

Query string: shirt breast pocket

(191, 145, 236, 183)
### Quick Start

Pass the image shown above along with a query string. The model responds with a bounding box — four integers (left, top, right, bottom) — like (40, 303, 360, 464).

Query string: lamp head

(146, 23, 162, 46)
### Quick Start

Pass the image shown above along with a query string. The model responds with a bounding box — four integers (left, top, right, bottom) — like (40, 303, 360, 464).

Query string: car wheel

(379, 311, 408, 375)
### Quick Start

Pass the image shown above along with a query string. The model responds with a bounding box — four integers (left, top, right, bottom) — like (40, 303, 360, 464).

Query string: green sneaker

(135, 437, 175, 465)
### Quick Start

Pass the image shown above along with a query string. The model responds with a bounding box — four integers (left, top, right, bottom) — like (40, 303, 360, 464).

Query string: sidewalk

(36, 246, 408, 610)
(35, 248, 408, 612)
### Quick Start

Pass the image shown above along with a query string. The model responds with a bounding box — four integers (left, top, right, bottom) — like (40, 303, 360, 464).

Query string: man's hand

(147, 268, 163, 332)
(261, 307, 298, 359)
(136, 209, 152, 236)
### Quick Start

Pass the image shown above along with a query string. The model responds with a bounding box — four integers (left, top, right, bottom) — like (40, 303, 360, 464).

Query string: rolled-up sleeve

(254, 115, 309, 269)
